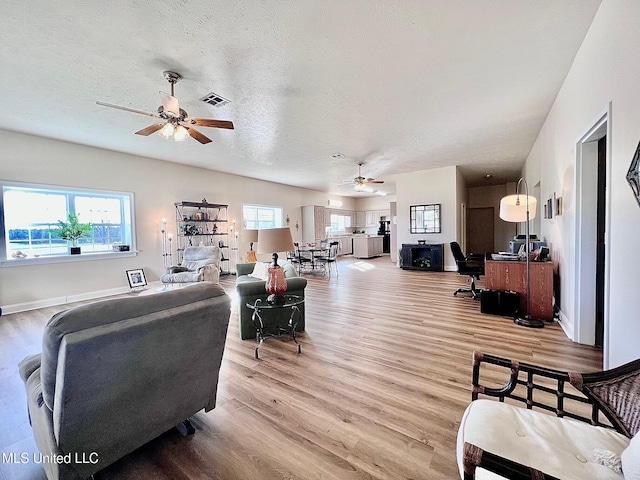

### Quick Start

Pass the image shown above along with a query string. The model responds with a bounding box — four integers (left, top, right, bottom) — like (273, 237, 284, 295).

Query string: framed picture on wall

(126, 269, 147, 289)
(409, 204, 441, 234)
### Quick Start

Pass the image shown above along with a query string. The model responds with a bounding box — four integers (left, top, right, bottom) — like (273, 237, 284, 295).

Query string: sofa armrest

(201, 264, 220, 283)
(236, 277, 307, 297)
(18, 353, 42, 382)
(236, 263, 256, 277)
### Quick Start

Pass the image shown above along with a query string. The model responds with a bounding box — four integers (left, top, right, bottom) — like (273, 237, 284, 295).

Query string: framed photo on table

(126, 269, 147, 289)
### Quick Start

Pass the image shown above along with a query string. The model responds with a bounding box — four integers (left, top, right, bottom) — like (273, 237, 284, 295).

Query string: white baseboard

(557, 309, 574, 339)
(2, 281, 164, 315)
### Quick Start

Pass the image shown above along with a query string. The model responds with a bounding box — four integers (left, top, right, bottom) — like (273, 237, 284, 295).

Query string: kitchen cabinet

(324, 208, 332, 226)
(327, 236, 353, 256)
(339, 236, 353, 255)
(302, 205, 327, 243)
(353, 236, 384, 258)
(351, 211, 366, 227)
(365, 211, 379, 227)
(379, 209, 391, 220)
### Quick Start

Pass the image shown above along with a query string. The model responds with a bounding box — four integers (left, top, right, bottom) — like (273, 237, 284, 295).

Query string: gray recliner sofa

(236, 261, 307, 340)
(18, 282, 231, 480)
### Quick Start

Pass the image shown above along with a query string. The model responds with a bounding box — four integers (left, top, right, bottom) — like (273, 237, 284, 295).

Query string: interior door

(595, 136, 607, 347)
(466, 207, 494, 256)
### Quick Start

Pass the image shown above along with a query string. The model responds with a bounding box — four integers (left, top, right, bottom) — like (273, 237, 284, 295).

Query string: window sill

(0, 251, 138, 267)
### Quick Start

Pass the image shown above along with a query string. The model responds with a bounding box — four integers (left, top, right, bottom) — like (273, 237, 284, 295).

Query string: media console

(401, 243, 444, 271)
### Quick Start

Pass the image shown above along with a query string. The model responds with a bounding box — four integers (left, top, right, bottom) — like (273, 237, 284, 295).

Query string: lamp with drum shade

(499, 178, 543, 328)
(243, 229, 259, 263)
(257, 227, 295, 304)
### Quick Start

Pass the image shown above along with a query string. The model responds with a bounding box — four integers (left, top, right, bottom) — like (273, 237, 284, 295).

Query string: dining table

(296, 244, 329, 273)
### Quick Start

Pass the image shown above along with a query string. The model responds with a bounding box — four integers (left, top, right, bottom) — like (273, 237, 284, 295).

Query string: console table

(401, 243, 444, 271)
(484, 260, 555, 321)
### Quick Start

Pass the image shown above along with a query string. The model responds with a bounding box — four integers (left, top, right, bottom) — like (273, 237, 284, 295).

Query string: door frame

(573, 104, 612, 367)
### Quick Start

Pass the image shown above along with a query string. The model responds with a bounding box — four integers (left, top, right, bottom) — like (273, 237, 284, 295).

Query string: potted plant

(53, 213, 92, 254)
(181, 223, 200, 246)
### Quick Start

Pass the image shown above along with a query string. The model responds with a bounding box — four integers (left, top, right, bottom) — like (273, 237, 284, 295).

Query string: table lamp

(257, 227, 295, 304)
(243, 229, 259, 263)
(499, 178, 542, 328)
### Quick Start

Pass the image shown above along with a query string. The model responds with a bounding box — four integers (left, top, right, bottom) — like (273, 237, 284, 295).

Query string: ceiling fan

(96, 71, 234, 144)
(341, 162, 385, 192)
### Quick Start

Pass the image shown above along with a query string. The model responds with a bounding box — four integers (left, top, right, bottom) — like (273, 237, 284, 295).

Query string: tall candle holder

(230, 219, 239, 273)
(161, 217, 172, 268)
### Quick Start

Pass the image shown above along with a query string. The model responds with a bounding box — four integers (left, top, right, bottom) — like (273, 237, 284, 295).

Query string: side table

(246, 295, 304, 359)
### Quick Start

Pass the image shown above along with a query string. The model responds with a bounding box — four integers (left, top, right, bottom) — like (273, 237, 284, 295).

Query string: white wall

(396, 166, 459, 270)
(524, 0, 640, 367)
(354, 195, 396, 212)
(0, 130, 352, 310)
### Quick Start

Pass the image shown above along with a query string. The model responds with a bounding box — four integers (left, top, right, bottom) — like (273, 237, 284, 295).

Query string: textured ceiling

(0, 0, 601, 196)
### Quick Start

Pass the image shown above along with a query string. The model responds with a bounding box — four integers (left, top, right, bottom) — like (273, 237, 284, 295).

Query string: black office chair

(450, 242, 485, 299)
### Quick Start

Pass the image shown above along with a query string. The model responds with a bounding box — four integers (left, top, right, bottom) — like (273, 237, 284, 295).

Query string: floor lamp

(499, 178, 544, 328)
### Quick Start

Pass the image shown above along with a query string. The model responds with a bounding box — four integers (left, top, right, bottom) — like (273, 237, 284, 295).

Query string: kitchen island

(352, 235, 384, 259)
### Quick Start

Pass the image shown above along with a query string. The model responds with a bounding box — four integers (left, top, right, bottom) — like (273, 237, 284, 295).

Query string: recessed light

(485, 174, 492, 179)
(330, 153, 343, 158)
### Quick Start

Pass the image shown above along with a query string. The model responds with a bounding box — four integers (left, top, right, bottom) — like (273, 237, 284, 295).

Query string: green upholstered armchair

(236, 262, 307, 340)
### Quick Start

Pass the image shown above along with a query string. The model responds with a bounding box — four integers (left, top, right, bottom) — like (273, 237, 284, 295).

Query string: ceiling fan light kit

(97, 70, 234, 145)
(341, 162, 385, 194)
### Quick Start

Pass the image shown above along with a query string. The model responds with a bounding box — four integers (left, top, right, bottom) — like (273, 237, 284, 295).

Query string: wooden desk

(484, 260, 555, 320)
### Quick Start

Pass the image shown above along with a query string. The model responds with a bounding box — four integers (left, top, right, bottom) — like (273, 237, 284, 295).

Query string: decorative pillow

(169, 266, 189, 273)
(249, 262, 269, 281)
(622, 432, 640, 479)
(592, 448, 622, 473)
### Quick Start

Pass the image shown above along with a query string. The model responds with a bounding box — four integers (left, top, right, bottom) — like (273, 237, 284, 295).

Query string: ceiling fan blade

(188, 118, 235, 129)
(366, 180, 385, 184)
(184, 126, 212, 144)
(135, 123, 165, 136)
(96, 101, 160, 118)
(160, 91, 180, 117)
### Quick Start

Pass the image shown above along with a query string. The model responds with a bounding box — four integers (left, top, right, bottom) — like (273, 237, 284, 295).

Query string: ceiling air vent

(200, 92, 230, 108)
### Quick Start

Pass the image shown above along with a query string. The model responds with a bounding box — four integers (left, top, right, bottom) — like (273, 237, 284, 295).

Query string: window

(328, 213, 351, 232)
(242, 204, 283, 230)
(1, 181, 135, 264)
(410, 204, 441, 234)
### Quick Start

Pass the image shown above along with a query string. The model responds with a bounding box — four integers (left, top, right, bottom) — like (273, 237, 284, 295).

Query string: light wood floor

(0, 256, 602, 480)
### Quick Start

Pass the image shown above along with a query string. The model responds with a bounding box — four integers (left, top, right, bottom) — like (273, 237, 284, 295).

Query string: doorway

(466, 207, 494, 256)
(595, 136, 607, 347)
(575, 106, 610, 366)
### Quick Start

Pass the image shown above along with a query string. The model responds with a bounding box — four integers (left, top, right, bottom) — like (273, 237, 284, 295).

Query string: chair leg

(453, 275, 482, 299)
(183, 418, 196, 435)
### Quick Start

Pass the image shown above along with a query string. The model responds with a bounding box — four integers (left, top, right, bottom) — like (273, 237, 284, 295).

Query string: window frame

(410, 203, 441, 234)
(0, 181, 137, 267)
(328, 212, 352, 233)
(242, 203, 283, 230)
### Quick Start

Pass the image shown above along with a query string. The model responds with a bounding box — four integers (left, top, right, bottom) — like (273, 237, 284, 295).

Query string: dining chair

(317, 241, 339, 277)
(293, 242, 312, 274)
